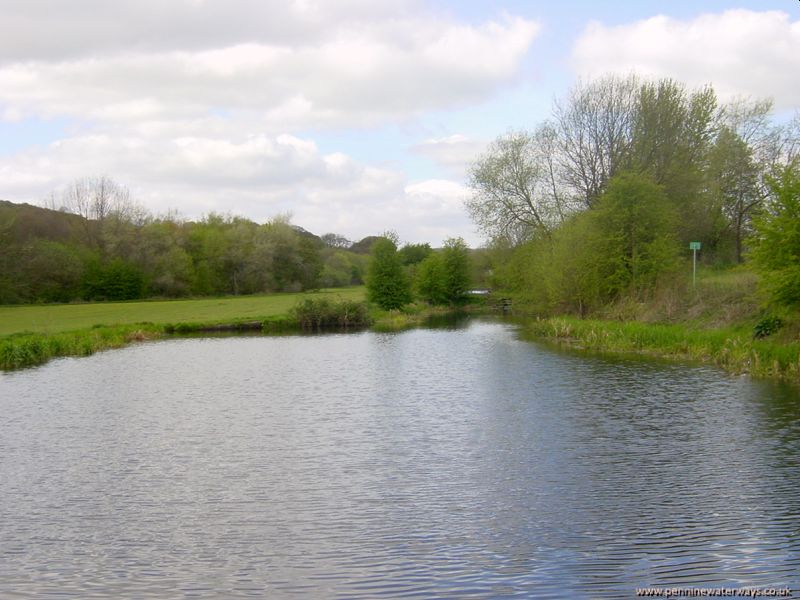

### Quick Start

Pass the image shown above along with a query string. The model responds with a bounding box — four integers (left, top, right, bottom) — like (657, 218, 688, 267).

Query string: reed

(525, 317, 800, 382)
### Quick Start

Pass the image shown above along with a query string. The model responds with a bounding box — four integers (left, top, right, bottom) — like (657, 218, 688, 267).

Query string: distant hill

(0, 200, 85, 244)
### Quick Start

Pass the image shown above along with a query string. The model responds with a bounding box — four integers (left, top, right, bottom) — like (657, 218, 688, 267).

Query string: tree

(366, 237, 412, 310)
(55, 176, 138, 255)
(415, 238, 471, 305)
(630, 80, 718, 242)
(749, 161, 800, 307)
(320, 233, 352, 249)
(554, 74, 640, 208)
(466, 125, 572, 243)
(416, 253, 447, 305)
(708, 126, 762, 263)
(588, 172, 679, 299)
(439, 237, 471, 304)
(20, 240, 85, 302)
(398, 243, 432, 266)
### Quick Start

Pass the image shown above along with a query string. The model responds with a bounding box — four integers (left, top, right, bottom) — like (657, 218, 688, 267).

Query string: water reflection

(1, 319, 798, 598)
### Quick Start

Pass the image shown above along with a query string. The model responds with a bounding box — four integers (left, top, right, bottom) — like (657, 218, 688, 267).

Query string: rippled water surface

(1, 319, 799, 598)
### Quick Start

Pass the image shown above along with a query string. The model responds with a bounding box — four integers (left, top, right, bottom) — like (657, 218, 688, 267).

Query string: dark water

(1, 319, 799, 598)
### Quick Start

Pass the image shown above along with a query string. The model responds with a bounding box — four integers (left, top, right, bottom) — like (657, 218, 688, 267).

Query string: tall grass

(525, 317, 800, 382)
(0, 325, 164, 370)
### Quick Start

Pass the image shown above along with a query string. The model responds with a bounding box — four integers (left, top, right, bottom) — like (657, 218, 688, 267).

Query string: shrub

(291, 297, 370, 330)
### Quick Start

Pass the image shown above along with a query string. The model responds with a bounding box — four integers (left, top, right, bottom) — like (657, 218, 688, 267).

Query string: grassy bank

(0, 287, 366, 336)
(0, 290, 487, 371)
(516, 268, 800, 382)
(524, 317, 800, 381)
(0, 288, 367, 370)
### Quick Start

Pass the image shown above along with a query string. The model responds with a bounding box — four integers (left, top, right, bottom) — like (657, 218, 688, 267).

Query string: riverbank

(523, 317, 800, 382)
(0, 291, 483, 370)
(515, 268, 800, 383)
(0, 289, 360, 370)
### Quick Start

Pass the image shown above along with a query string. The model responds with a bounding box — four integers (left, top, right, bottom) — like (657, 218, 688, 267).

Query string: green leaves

(750, 162, 800, 307)
(366, 238, 412, 310)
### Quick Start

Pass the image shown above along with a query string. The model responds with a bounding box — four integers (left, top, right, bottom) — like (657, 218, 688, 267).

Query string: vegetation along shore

(3, 74, 800, 380)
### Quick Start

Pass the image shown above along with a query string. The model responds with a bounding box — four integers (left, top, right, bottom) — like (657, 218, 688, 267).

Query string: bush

(291, 297, 370, 330)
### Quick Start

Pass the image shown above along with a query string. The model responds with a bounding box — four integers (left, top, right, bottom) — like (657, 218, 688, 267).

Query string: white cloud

(0, 0, 413, 62)
(0, 2, 538, 245)
(572, 9, 800, 109)
(0, 6, 540, 129)
(0, 131, 477, 244)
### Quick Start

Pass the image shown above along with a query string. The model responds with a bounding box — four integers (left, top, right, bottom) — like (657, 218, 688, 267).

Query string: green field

(0, 287, 366, 336)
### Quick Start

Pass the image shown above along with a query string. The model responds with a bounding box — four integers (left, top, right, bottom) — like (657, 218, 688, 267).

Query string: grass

(518, 267, 800, 383)
(0, 287, 367, 370)
(524, 317, 800, 381)
(0, 287, 365, 336)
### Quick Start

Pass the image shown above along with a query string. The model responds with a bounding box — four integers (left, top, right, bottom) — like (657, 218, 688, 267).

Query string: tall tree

(466, 125, 572, 243)
(415, 238, 471, 306)
(708, 127, 761, 263)
(588, 172, 679, 299)
(554, 74, 640, 208)
(749, 161, 800, 307)
(366, 236, 411, 310)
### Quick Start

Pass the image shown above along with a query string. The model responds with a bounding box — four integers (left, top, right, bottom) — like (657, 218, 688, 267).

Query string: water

(1, 319, 799, 598)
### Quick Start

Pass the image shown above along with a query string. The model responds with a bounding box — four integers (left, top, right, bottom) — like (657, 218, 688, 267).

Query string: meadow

(0, 287, 368, 369)
(0, 287, 366, 336)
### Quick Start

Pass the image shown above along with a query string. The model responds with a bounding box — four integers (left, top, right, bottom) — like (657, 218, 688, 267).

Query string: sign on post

(689, 242, 701, 285)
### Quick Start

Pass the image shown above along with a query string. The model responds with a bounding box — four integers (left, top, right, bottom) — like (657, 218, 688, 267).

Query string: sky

(0, 1, 798, 246)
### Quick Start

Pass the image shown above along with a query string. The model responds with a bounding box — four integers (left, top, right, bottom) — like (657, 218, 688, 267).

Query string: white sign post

(689, 242, 701, 286)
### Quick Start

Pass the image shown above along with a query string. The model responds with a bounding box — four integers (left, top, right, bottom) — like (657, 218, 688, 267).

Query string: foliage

(414, 238, 471, 306)
(320, 232, 352, 249)
(467, 74, 800, 319)
(366, 237, 412, 310)
(82, 258, 145, 301)
(589, 172, 680, 299)
(290, 297, 370, 330)
(493, 173, 679, 315)
(707, 126, 761, 263)
(0, 192, 370, 304)
(753, 315, 783, 339)
(467, 126, 571, 243)
(398, 243, 432, 266)
(467, 75, 797, 276)
(749, 162, 800, 307)
(415, 253, 447, 305)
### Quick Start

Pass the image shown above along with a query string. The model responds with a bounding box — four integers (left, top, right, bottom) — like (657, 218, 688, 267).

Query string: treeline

(467, 74, 800, 314)
(0, 179, 374, 304)
(365, 234, 473, 310)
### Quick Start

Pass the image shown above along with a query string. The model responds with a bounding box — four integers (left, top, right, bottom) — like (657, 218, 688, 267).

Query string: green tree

(416, 253, 446, 305)
(440, 237, 471, 304)
(82, 257, 145, 301)
(750, 162, 800, 307)
(415, 238, 471, 305)
(589, 172, 680, 300)
(366, 237, 411, 309)
(708, 126, 762, 263)
(398, 243, 432, 266)
(20, 240, 85, 302)
(466, 126, 570, 243)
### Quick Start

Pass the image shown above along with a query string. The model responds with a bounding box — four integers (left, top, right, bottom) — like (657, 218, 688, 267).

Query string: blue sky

(0, 0, 797, 245)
